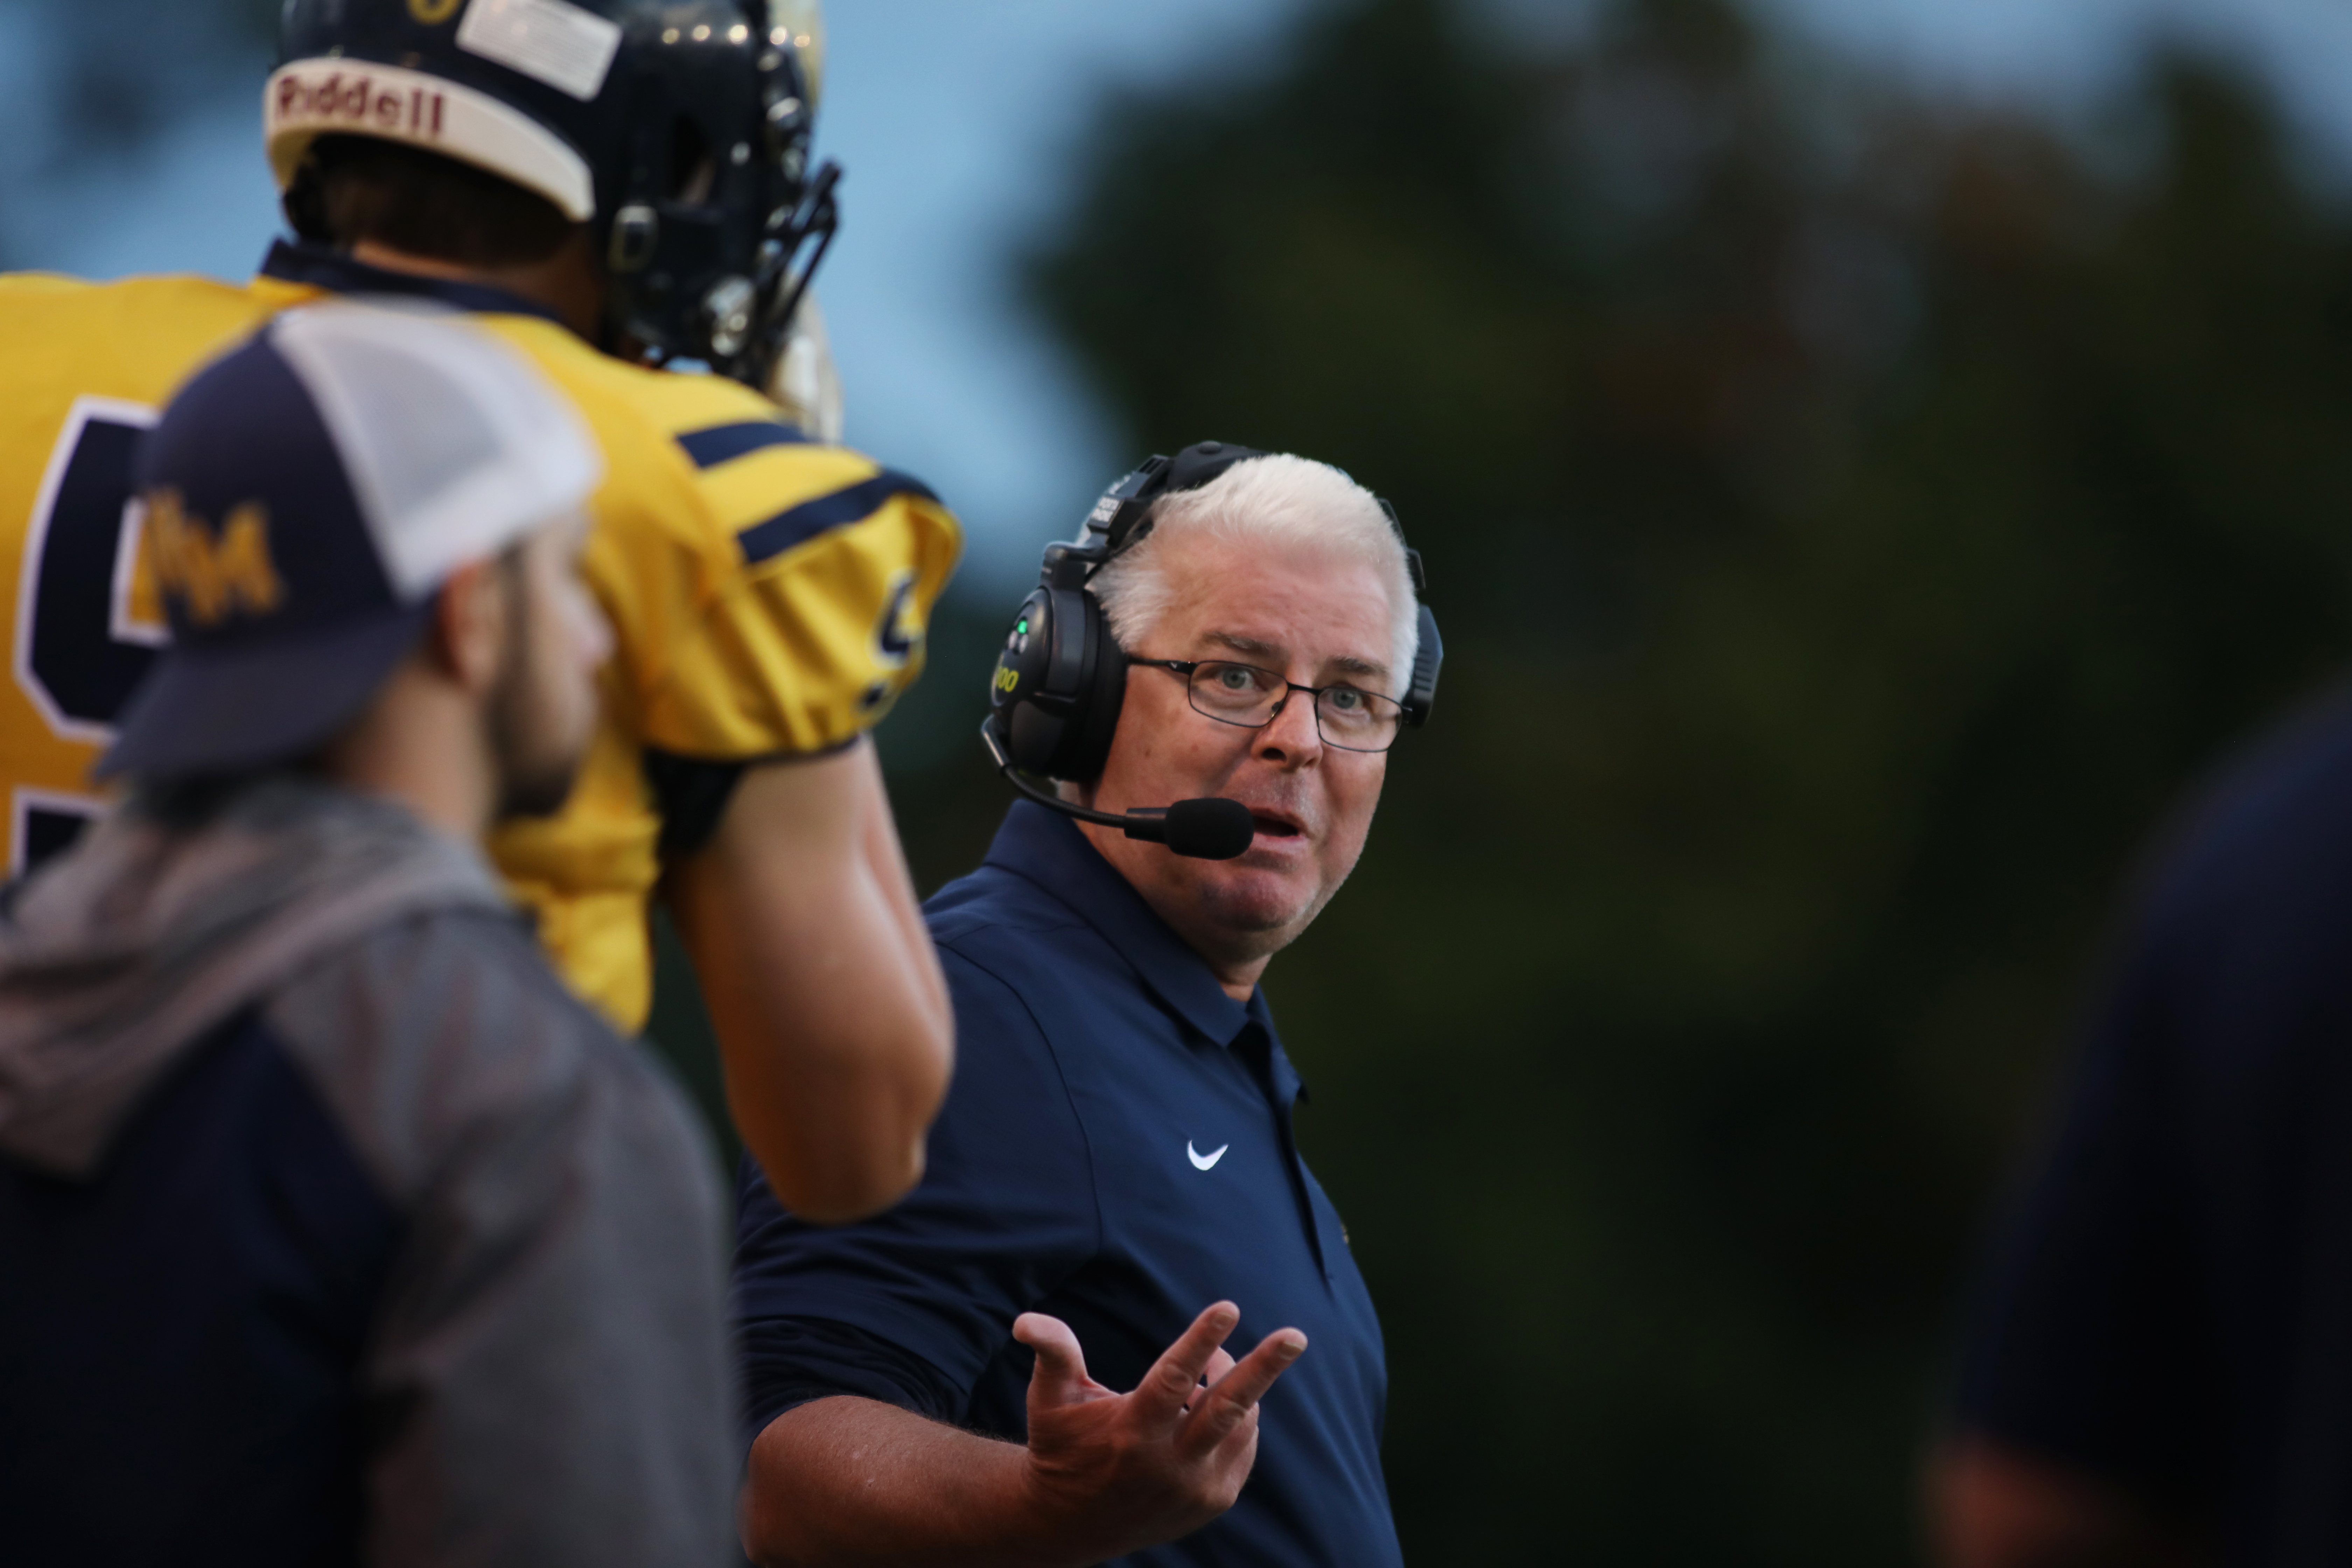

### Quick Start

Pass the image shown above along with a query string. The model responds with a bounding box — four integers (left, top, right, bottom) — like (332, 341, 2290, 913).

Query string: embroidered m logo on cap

(142, 491, 284, 628)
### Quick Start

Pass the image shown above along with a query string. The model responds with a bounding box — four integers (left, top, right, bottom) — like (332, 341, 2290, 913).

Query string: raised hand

(1012, 1302, 1307, 1563)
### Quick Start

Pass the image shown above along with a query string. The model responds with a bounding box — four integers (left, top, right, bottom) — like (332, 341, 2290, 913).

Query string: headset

(981, 441, 1443, 859)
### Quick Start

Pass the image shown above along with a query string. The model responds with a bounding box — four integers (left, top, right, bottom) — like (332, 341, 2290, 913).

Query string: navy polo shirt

(1953, 686, 2352, 1563)
(733, 800, 1402, 1567)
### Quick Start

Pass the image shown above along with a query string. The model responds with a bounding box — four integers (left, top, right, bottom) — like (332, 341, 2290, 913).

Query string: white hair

(1091, 454, 1420, 694)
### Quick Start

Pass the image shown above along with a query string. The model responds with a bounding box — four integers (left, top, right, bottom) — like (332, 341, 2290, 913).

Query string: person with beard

(0, 304, 734, 1567)
(732, 449, 1415, 1567)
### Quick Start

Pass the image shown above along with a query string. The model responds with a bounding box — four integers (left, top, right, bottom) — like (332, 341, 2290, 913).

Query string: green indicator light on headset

(1016, 619, 1030, 634)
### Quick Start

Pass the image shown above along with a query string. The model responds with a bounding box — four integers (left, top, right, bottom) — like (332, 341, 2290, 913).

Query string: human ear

(430, 557, 510, 697)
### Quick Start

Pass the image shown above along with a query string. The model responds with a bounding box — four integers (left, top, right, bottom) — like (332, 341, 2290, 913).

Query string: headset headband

(1077, 442, 1428, 576)
(1075, 440, 1270, 564)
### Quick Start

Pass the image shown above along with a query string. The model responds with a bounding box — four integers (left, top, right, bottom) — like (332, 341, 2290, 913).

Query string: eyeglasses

(1129, 658, 1406, 754)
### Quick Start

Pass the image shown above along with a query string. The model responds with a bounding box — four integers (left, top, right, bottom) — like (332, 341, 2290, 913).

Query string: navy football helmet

(270, 0, 835, 392)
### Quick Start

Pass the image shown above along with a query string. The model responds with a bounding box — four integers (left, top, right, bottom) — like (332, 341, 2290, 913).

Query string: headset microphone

(981, 724, 1258, 860)
(983, 440, 1441, 861)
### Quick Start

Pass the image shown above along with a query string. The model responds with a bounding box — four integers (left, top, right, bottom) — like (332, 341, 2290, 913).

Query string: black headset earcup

(1052, 590, 1128, 782)
(1404, 602, 1443, 728)
(995, 585, 1128, 782)
(993, 587, 1058, 775)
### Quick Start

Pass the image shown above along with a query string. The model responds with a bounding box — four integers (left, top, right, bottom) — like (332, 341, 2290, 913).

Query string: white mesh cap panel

(270, 302, 603, 601)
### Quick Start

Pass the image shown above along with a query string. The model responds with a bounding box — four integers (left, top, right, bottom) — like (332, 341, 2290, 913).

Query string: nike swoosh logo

(1187, 1141, 1228, 1171)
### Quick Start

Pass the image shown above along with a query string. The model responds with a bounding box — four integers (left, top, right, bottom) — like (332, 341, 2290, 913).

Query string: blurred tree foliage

(872, 0, 2352, 1559)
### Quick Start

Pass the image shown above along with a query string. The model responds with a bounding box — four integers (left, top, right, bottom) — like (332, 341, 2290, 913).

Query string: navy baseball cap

(98, 302, 601, 780)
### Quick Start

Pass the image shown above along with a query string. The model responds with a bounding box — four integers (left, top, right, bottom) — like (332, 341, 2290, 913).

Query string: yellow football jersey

(0, 249, 961, 1031)
(0, 268, 314, 870)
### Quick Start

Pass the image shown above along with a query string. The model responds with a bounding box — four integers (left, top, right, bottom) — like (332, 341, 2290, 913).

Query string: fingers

(1134, 1301, 1241, 1422)
(1206, 1404, 1263, 1475)
(1180, 1329, 1306, 1452)
(1017, 1312, 1093, 1409)
(1183, 1346, 1239, 1414)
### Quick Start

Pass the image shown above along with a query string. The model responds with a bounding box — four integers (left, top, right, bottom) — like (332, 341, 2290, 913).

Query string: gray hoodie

(0, 778, 735, 1568)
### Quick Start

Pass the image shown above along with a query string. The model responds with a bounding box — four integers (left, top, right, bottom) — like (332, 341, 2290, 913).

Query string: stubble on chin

(1192, 862, 1334, 953)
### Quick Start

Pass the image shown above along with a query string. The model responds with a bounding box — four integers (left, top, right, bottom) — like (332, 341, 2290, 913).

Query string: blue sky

(7, 0, 2352, 584)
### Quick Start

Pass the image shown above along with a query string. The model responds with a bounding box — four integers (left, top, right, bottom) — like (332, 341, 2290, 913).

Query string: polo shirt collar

(984, 801, 1258, 1048)
(257, 239, 570, 328)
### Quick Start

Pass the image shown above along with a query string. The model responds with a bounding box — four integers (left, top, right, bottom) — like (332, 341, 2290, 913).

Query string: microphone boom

(982, 722, 1255, 861)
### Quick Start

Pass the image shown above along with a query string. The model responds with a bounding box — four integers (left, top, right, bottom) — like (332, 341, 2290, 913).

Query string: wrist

(1010, 1448, 1128, 1568)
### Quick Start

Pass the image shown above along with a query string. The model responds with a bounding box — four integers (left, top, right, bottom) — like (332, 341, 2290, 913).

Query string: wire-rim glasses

(1129, 658, 1405, 754)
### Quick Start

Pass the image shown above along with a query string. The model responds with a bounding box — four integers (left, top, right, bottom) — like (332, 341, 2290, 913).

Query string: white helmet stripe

(264, 59, 596, 223)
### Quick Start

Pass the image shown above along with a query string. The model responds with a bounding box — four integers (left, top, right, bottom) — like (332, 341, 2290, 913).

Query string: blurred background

(19, 0, 2352, 1559)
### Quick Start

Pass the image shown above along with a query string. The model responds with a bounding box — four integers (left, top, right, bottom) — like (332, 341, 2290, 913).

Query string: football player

(0, 0, 957, 1221)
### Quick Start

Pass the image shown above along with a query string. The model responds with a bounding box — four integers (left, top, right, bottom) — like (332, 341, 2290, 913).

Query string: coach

(733, 447, 1421, 1566)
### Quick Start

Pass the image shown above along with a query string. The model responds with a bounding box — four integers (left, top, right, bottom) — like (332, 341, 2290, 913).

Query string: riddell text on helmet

(275, 71, 447, 139)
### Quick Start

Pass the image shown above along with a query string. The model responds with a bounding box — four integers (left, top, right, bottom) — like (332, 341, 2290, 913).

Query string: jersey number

(12, 398, 162, 871)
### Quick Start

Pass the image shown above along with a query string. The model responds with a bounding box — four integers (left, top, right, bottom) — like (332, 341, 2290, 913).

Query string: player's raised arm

(668, 736, 951, 1220)
(607, 443, 961, 1222)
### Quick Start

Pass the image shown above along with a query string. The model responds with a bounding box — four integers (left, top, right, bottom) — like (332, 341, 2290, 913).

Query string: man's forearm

(743, 1397, 1080, 1568)
(853, 741, 952, 1047)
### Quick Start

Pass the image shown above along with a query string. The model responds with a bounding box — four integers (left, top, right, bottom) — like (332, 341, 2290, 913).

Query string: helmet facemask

(601, 0, 839, 391)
